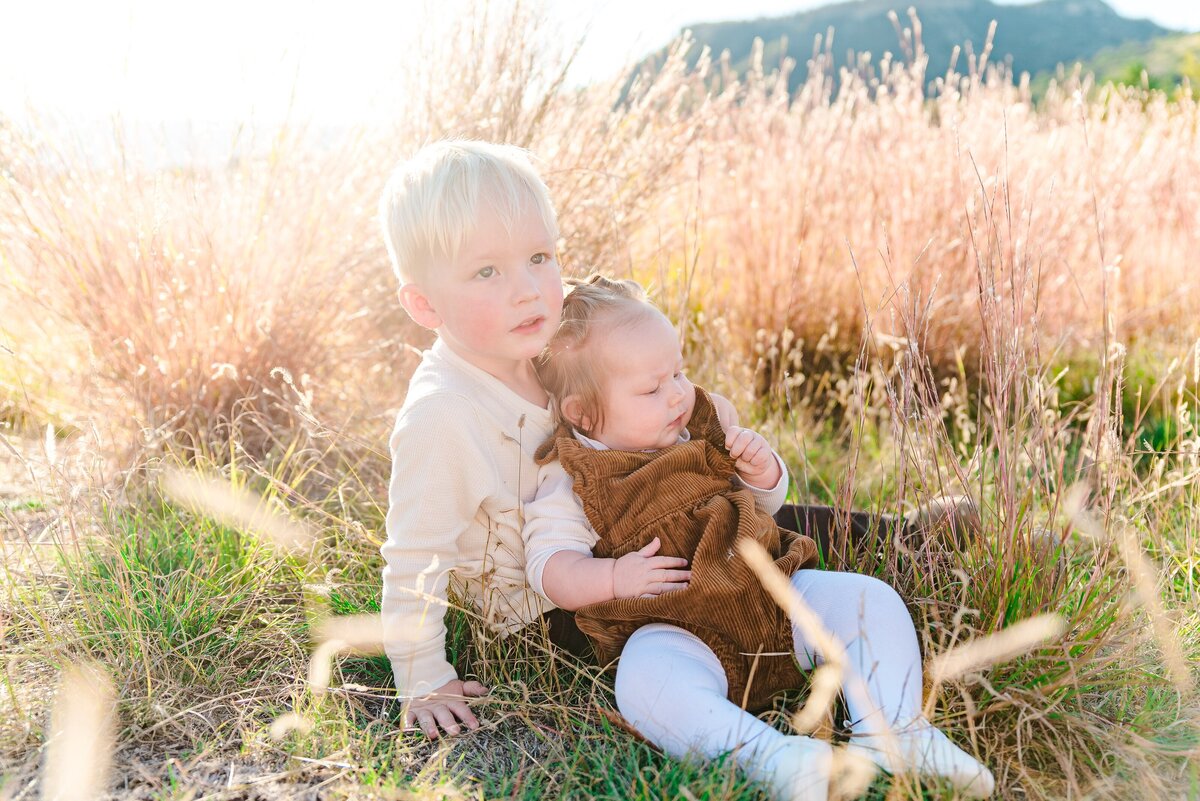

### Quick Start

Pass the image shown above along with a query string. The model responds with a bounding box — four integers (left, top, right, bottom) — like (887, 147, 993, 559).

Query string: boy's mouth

(512, 315, 545, 334)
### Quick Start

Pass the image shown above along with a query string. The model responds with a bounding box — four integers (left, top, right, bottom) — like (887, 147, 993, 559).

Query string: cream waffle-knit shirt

(382, 338, 555, 695)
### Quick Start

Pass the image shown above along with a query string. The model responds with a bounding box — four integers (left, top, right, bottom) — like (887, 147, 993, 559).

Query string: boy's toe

(903, 495, 981, 548)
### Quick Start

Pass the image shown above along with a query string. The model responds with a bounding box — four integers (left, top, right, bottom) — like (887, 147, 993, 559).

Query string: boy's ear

(560, 395, 593, 432)
(398, 283, 443, 331)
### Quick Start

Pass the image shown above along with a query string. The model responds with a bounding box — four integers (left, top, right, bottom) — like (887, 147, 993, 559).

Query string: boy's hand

(403, 678, 489, 739)
(612, 537, 691, 599)
(725, 427, 783, 490)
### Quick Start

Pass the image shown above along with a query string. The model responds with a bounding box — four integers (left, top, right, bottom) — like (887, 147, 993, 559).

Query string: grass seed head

(42, 662, 116, 801)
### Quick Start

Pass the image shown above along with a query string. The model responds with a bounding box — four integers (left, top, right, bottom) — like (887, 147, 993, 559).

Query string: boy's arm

(524, 461, 690, 611)
(709, 391, 740, 431)
(381, 395, 495, 731)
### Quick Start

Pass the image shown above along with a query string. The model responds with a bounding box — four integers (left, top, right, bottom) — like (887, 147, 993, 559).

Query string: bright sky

(2, 0, 1196, 127)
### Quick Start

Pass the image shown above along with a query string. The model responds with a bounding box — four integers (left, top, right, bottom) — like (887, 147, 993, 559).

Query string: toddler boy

(377, 140, 687, 738)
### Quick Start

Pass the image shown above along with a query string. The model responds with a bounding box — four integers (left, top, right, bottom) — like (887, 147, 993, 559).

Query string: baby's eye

(673, 371, 683, 379)
(643, 385, 660, 395)
(531, 253, 548, 265)
(476, 266, 496, 279)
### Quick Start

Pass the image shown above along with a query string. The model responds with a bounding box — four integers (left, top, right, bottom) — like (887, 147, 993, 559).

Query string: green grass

(0, 498, 45, 512)
(1086, 32, 1200, 93)
(77, 503, 305, 674)
(3, 346, 1198, 800)
(4, 7, 1199, 793)
(42, 499, 312, 745)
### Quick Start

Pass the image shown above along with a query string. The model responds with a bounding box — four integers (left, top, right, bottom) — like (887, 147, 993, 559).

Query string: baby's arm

(381, 395, 493, 738)
(709, 391, 789, 513)
(726, 427, 784, 490)
(524, 461, 691, 611)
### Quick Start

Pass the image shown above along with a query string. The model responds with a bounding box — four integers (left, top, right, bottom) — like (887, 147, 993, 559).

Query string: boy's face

(403, 204, 563, 378)
(589, 313, 694, 451)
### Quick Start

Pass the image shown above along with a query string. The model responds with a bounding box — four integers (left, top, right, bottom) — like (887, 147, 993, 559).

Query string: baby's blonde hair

(536, 274, 659, 435)
(379, 140, 558, 283)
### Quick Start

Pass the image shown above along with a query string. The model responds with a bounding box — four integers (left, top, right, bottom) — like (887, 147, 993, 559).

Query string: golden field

(0, 4, 1197, 799)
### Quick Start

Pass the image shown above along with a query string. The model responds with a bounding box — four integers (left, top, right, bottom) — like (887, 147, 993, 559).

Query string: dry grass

(1, 1, 1198, 799)
(3, 8, 1197, 450)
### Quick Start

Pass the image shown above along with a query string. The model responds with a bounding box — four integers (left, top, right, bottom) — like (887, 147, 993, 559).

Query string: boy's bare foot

(902, 495, 981, 549)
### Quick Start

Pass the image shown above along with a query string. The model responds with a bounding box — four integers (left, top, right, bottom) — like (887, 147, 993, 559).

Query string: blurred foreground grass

(1, 2, 1199, 799)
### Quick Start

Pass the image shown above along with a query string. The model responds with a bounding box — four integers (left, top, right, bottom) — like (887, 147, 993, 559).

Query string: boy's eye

(531, 252, 549, 265)
(476, 266, 495, 279)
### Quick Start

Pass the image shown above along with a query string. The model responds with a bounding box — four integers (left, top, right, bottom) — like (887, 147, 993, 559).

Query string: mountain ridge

(652, 0, 1173, 90)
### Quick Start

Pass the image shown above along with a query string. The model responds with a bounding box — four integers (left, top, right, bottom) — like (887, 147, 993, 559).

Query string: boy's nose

(511, 268, 542, 303)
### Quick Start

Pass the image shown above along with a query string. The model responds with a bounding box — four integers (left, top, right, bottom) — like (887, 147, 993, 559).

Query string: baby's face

(590, 312, 694, 451)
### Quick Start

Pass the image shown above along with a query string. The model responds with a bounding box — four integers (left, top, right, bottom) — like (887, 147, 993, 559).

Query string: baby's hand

(612, 537, 691, 599)
(725, 427, 783, 489)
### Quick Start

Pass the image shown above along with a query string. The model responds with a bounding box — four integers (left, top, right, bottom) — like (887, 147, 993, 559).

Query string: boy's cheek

(457, 303, 510, 339)
(542, 308, 563, 339)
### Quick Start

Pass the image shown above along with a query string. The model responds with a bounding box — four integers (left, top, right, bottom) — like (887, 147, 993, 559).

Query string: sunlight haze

(2, 0, 1196, 127)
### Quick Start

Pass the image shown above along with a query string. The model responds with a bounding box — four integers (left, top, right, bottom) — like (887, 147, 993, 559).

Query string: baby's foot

(846, 723, 994, 798)
(740, 735, 832, 801)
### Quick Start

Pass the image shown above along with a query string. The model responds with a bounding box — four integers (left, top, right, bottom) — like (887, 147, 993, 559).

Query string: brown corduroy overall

(535, 387, 819, 712)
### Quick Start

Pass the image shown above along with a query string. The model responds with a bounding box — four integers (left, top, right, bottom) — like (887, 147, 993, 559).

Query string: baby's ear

(560, 395, 592, 432)
(398, 283, 443, 331)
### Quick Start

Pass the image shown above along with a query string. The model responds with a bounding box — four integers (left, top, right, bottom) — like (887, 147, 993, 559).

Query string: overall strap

(685, 387, 726, 447)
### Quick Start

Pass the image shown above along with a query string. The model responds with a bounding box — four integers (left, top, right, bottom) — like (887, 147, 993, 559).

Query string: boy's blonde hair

(379, 140, 558, 283)
(535, 274, 659, 435)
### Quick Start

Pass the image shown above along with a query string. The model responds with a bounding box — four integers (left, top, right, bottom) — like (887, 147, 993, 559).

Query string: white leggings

(614, 569, 922, 763)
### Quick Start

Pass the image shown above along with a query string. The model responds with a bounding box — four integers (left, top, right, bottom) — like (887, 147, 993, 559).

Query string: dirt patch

(0, 431, 107, 793)
(0, 430, 107, 542)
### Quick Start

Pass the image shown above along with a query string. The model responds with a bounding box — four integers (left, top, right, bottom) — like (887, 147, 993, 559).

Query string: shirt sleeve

(733, 449, 790, 515)
(522, 459, 598, 599)
(380, 394, 496, 696)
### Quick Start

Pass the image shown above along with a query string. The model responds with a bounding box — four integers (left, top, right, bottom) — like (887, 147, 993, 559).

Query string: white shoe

(740, 735, 833, 801)
(846, 724, 995, 798)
